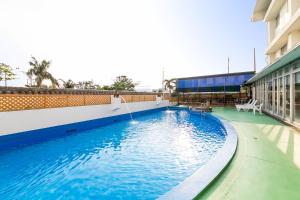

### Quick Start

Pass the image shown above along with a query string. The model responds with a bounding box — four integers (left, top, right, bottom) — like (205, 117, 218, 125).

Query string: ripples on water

(0, 109, 226, 200)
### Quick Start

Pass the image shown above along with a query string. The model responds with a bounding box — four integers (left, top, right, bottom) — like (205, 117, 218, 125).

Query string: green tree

(112, 76, 137, 91)
(100, 85, 114, 90)
(60, 79, 76, 89)
(76, 80, 99, 89)
(27, 57, 58, 88)
(164, 78, 176, 94)
(0, 63, 16, 87)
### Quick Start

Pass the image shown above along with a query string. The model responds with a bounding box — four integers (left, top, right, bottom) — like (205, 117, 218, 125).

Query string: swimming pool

(0, 108, 226, 200)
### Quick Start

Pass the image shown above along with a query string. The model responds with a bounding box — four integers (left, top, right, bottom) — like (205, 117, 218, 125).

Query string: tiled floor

(196, 107, 300, 200)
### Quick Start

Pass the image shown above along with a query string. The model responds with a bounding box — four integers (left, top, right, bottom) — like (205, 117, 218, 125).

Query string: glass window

(267, 79, 272, 111)
(285, 75, 290, 119)
(274, 78, 278, 114)
(263, 79, 266, 109)
(294, 72, 300, 123)
(285, 67, 290, 74)
(279, 77, 284, 116)
(281, 44, 287, 55)
(293, 62, 300, 71)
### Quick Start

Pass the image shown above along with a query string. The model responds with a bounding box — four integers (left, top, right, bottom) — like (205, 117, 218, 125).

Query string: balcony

(266, 9, 300, 54)
(264, 0, 286, 21)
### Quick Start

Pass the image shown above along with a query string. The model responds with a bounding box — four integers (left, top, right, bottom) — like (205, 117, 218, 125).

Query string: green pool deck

(196, 107, 300, 200)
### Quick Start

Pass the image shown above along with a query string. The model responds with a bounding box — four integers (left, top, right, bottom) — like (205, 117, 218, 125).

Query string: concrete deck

(196, 107, 300, 200)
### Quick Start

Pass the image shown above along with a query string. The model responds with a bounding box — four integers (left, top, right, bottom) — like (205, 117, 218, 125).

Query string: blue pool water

(0, 109, 226, 200)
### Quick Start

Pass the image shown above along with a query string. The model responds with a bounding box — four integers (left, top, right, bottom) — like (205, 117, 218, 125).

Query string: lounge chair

(236, 99, 257, 112)
(253, 103, 263, 115)
(235, 99, 253, 112)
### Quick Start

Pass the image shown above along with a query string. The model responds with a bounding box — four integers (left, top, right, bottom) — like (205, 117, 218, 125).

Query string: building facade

(250, 0, 300, 127)
(176, 71, 254, 105)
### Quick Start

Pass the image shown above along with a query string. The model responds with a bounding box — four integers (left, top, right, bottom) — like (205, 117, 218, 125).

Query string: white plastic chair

(235, 99, 252, 112)
(253, 103, 263, 115)
(235, 99, 254, 112)
(243, 100, 257, 112)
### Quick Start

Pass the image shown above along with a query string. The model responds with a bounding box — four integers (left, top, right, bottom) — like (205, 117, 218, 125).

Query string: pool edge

(0, 107, 168, 150)
(157, 115, 238, 200)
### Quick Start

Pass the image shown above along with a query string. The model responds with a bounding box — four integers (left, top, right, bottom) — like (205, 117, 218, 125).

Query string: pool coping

(158, 115, 238, 200)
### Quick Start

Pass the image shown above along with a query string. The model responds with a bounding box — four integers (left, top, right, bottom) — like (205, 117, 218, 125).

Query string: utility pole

(227, 57, 230, 74)
(162, 67, 165, 99)
(4, 71, 7, 87)
(224, 57, 230, 106)
(254, 48, 257, 72)
(162, 67, 165, 92)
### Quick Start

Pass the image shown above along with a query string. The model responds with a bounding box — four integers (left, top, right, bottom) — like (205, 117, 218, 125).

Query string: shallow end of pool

(157, 115, 238, 200)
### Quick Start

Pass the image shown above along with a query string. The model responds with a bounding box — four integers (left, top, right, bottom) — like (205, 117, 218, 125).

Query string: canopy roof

(247, 44, 300, 84)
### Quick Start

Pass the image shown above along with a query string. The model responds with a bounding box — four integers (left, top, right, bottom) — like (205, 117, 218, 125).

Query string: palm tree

(27, 57, 58, 88)
(164, 78, 176, 94)
(59, 79, 76, 89)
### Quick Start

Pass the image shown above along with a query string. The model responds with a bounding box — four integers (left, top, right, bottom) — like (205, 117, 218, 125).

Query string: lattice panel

(145, 95, 156, 101)
(0, 94, 156, 112)
(141, 95, 145, 101)
(131, 95, 141, 102)
(120, 95, 156, 103)
(45, 95, 68, 108)
(120, 95, 133, 103)
(85, 95, 111, 105)
(68, 95, 85, 107)
(0, 95, 45, 111)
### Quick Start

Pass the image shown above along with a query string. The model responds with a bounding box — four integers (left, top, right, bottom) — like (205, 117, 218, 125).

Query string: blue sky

(0, 0, 266, 90)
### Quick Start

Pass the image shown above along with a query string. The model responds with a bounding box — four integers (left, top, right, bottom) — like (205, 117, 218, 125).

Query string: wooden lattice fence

(0, 94, 158, 112)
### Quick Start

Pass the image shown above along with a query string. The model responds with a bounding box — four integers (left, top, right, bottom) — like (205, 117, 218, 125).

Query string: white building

(249, 0, 300, 127)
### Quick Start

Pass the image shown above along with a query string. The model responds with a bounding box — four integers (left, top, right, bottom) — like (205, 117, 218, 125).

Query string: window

(279, 77, 284, 116)
(285, 75, 290, 119)
(267, 78, 273, 111)
(295, 72, 300, 123)
(276, 1, 288, 30)
(281, 44, 287, 55)
(274, 78, 278, 114)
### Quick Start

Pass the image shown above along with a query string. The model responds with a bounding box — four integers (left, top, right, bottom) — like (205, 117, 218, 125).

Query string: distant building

(176, 71, 255, 105)
(250, 0, 300, 127)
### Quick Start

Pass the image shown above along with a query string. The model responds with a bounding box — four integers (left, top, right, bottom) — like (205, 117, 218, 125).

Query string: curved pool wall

(0, 100, 169, 150)
(0, 105, 237, 200)
(0, 107, 227, 199)
(158, 115, 238, 200)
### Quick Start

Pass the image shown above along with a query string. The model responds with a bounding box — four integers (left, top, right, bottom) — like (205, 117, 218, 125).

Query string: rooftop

(176, 71, 255, 81)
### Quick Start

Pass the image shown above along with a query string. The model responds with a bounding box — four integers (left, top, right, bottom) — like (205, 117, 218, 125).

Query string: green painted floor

(196, 107, 300, 200)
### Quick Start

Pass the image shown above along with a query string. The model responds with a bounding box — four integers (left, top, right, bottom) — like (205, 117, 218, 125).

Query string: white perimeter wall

(0, 100, 170, 136)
